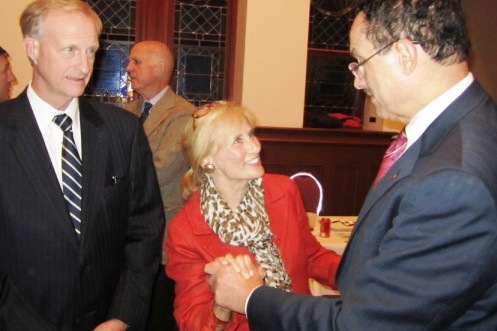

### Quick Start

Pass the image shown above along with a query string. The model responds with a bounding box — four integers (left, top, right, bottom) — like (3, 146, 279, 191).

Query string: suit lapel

(8, 92, 80, 250)
(263, 177, 289, 250)
(359, 143, 420, 220)
(340, 144, 420, 262)
(78, 98, 107, 249)
(143, 88, 176, 135)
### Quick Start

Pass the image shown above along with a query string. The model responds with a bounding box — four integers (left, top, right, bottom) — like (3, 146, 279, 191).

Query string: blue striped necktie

(53, 114, 82, 238)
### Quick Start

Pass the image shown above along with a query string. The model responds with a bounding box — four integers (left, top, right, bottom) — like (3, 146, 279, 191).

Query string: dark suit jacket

(247, 81, 497, 330)
(0, 91, 164, 330)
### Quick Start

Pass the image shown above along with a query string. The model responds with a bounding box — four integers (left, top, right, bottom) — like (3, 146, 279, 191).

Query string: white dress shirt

(142, 85, 169, 115)
(405, 73, 474, 149)
(27, 84, 82, 189)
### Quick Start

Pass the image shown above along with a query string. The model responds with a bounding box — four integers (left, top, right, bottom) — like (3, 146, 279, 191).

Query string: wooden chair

(292, 172, 339, 296)
(290, 172, 323, 216)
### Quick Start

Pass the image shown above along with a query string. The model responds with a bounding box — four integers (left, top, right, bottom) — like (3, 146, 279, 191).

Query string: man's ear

(24, 37, 39, 65)
(396, 39, 418, 75)
(154, 61, 164, 75)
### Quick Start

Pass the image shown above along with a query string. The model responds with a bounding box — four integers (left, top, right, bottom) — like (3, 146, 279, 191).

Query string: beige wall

(1, 0, 496, 130)
(232, 0, 311, 127)
(0, 0, 32, 99)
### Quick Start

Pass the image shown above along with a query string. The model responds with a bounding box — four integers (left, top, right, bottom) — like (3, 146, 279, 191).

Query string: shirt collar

(405, 73, 474, 148)
(146, 85, 169, 106)
(27, 83, 80, 130)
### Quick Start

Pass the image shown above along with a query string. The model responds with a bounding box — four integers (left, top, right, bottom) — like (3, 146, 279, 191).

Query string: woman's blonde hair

(181, 101, 257, 201)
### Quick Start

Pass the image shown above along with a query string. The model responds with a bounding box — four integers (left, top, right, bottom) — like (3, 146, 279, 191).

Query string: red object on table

(319, 218, 331, 238)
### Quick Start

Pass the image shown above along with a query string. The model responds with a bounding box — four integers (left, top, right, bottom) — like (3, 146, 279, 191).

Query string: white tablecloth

(311, 215, 356, 254)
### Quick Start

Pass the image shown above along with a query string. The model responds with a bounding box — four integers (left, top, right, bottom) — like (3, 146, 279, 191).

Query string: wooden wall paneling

(332, 165, 360, 215)
(256, 127, 394, 215)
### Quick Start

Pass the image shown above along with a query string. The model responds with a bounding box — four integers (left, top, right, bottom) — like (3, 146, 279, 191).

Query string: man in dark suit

(124, 40, 196, 330)
(205, 0, 497, 329)
(0, 1, 164, 330)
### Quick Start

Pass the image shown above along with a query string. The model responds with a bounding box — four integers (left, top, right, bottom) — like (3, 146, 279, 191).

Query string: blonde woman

(166, 102, 340, 330)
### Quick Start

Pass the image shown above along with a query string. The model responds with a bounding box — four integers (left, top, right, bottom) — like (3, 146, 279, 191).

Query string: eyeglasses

(348, 39, 399, 79)
(191, 101, 226, 131)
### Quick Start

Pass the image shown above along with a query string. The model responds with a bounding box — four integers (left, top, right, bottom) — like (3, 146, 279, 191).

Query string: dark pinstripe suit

(0, 91, 164, 330)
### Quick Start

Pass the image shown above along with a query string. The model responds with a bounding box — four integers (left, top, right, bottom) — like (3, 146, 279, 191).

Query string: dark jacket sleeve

(104, 108, 165, 328)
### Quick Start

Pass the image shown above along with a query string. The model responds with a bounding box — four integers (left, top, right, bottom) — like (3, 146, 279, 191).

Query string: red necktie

(373, 129, 407, 187)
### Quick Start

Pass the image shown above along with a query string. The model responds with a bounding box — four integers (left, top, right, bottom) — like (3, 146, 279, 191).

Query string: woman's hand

(205, 254, 265, 282)
(93, 319, 128, 331)
(204, 254, 265, 314)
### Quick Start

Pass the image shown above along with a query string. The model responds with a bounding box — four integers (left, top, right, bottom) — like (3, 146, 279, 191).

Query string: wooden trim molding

(225, 0, 238, 100)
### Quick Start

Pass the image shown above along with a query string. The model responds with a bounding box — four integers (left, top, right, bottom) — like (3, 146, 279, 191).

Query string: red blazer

(166, 173, 341, 330)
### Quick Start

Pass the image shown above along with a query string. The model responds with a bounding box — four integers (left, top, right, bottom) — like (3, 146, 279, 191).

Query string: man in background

(125, 40, 196, 330)
(0, 46, 17, 102)
(206, 0, 497, 329)
(0, 1, 164, 330)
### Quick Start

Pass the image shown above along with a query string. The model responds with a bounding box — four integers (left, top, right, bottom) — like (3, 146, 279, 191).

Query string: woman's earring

(204, 163, 216, 173)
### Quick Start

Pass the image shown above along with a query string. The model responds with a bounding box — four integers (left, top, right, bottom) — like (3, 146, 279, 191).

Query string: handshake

(204, 254, 266, 314)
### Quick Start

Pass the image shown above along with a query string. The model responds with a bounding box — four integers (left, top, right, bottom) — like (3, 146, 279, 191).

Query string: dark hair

(0, 46, 9, 58)
(360, 0, 471, 64)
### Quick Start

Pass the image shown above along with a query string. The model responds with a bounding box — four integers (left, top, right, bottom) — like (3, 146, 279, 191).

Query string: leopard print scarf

(200, 175, 291, 291)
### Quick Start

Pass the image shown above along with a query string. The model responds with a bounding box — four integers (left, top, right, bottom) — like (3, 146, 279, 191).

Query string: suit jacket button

(81, 266, 92, 275)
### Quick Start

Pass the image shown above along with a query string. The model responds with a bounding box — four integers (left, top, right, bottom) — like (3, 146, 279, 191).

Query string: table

(309, 215, 357, 296)
(311, 215, 356, 254)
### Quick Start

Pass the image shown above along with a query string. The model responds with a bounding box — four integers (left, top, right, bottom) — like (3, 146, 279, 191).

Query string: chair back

(290, 172, 323, 215)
